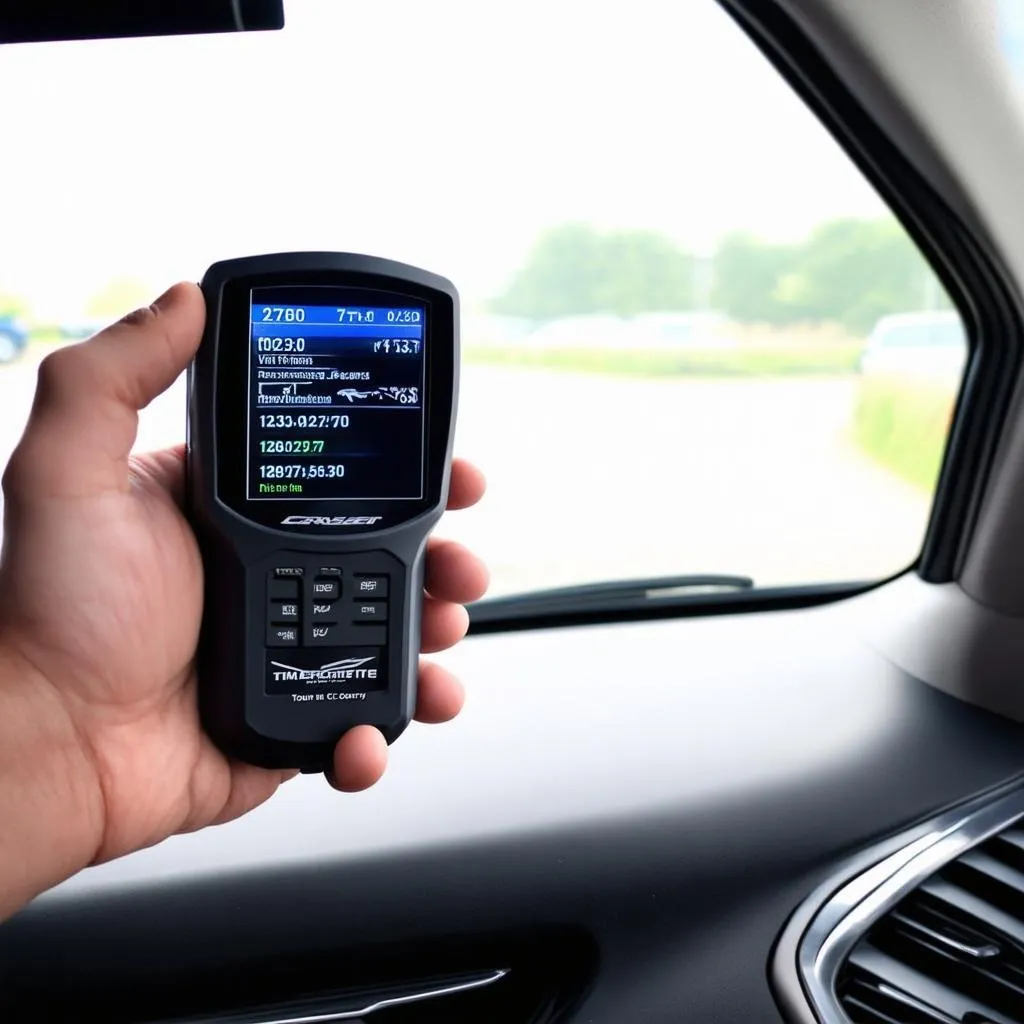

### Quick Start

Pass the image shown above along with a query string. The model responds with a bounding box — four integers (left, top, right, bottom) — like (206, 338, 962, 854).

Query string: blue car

(0, 314, 28, 364)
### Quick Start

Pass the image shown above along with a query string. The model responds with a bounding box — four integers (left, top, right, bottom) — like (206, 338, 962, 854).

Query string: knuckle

(36, 343, 92, 396)
(2, 438, 37, 498)
(5, 346, 98, 498)
(118, 303, 161, 331)
(36, 344, 74, 385)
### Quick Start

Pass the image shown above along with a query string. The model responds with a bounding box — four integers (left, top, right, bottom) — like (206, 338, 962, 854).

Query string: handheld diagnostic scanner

(186, 252, 458, 771)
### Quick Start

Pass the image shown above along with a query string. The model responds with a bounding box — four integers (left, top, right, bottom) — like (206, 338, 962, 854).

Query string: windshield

(0, 0, 967, 598)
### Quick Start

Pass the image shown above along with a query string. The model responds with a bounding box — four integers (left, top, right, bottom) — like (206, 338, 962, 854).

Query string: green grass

(465, 342, 957, 491)
(463, 343, 863, 378)
(853, 375, 956, 491)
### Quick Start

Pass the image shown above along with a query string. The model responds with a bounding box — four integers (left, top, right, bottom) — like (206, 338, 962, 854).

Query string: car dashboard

(5, 593, 1024, 1022)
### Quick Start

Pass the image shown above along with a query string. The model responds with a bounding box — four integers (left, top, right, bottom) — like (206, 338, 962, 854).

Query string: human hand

(0, 284, 487, 916)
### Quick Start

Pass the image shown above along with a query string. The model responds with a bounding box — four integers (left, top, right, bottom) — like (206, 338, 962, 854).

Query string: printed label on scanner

(265, 646, 386, 698)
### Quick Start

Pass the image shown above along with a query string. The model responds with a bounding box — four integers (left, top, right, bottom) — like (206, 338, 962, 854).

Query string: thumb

(3, 283, 204, 500)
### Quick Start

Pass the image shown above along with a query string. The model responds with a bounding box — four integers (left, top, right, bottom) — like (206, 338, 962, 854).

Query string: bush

(853, 375, 957, 490)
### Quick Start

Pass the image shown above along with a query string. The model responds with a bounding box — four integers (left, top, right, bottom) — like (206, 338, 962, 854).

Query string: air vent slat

(889, 906, 1000, 960)
(959, 849, 1024, 898)
(841, 998, 906, 1024)
(842, 995, 907, 1024)
(833, 812, 1024, 1024)
(993, 828, 1024, 857)
(873, 981, 961, 1024)
(841, 968, 954, 1024)
(920, 877, 1024, 952)
(845, 944, 1013, 1023)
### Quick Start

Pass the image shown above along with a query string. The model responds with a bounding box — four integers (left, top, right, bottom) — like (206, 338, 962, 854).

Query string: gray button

(353, 601, 386, 621)
(269, 578, 300, 600)
(306, 622, 344, 646)
(311, 602, 335, 622)
(311, 579, 340, 601)
(267, 624, 299, 647)
(351, 624, 387, 645)
(354, 576, 388, 598)
(272, 602, 300, 623)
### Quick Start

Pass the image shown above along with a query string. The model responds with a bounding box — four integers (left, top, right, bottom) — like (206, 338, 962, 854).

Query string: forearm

(0, 646, 103, 920)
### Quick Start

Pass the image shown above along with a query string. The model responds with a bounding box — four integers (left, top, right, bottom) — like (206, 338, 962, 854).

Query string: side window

(447, 4, 965, 594)
(0, 0, 965, 597)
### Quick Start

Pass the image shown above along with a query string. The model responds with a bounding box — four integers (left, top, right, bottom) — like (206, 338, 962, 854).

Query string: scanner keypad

(265, 562, 391, 648)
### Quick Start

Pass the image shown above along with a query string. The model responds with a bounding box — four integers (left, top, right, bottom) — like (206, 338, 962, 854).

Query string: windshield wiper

(469, 574, 755, 624)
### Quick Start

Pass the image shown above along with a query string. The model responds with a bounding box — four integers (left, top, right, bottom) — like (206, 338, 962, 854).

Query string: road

(0, 354, 930, 596)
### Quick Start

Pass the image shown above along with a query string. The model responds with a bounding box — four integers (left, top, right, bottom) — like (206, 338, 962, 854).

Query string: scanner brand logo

(270, 656, 379, 683)
(281, 515, 383, 527)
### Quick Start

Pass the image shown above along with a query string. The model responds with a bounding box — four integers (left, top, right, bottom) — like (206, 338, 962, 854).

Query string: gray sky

(0, 0, 889, 319)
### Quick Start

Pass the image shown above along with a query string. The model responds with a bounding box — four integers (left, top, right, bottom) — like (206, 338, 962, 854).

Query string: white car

(859, 310, 967, 378)
(628, 312, 738, 350)
(461, 314, 534, 348)
(525, 312, 737, 351)
(524, 314, 631, 349)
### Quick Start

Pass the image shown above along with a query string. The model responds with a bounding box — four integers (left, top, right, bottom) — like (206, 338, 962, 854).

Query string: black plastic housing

(186, 252, 459, 772)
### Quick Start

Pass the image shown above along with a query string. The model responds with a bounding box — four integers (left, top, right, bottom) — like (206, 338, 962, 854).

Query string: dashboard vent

(837, 824, 1024, 1024)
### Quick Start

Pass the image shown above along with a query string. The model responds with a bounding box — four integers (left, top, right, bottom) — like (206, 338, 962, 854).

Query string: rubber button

(307, 622, 345, 646)
(311, 579, 340, 601)
(272, 602, 300, 623)
(353, 601, 386, 621)
(311, 602, 335, 622)
(352, 624, 387, 645)
(269, 578, 300, 600)
(354, 576, 388, 598)
(267, 624, 299, 647)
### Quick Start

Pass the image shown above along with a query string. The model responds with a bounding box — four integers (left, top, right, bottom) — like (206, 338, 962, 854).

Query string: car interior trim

(173, 968, 510, 1024)
(468, 579, 875, 634)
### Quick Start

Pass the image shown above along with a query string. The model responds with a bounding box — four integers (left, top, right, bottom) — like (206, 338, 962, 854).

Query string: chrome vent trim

(795, 779, 1024, 1024)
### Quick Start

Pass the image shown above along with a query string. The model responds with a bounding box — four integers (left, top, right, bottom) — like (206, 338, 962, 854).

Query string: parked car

(524, 312, 738, 351)
(0, 314, 29, 364)
(461, 313, 535, 347)
(629, 311, 739, 349)
(524, 314, 631, 349)
(859, 309, 967, 377)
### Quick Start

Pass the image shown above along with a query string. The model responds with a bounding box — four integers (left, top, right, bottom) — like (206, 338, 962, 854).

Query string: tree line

(490, 218, 950, 336)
